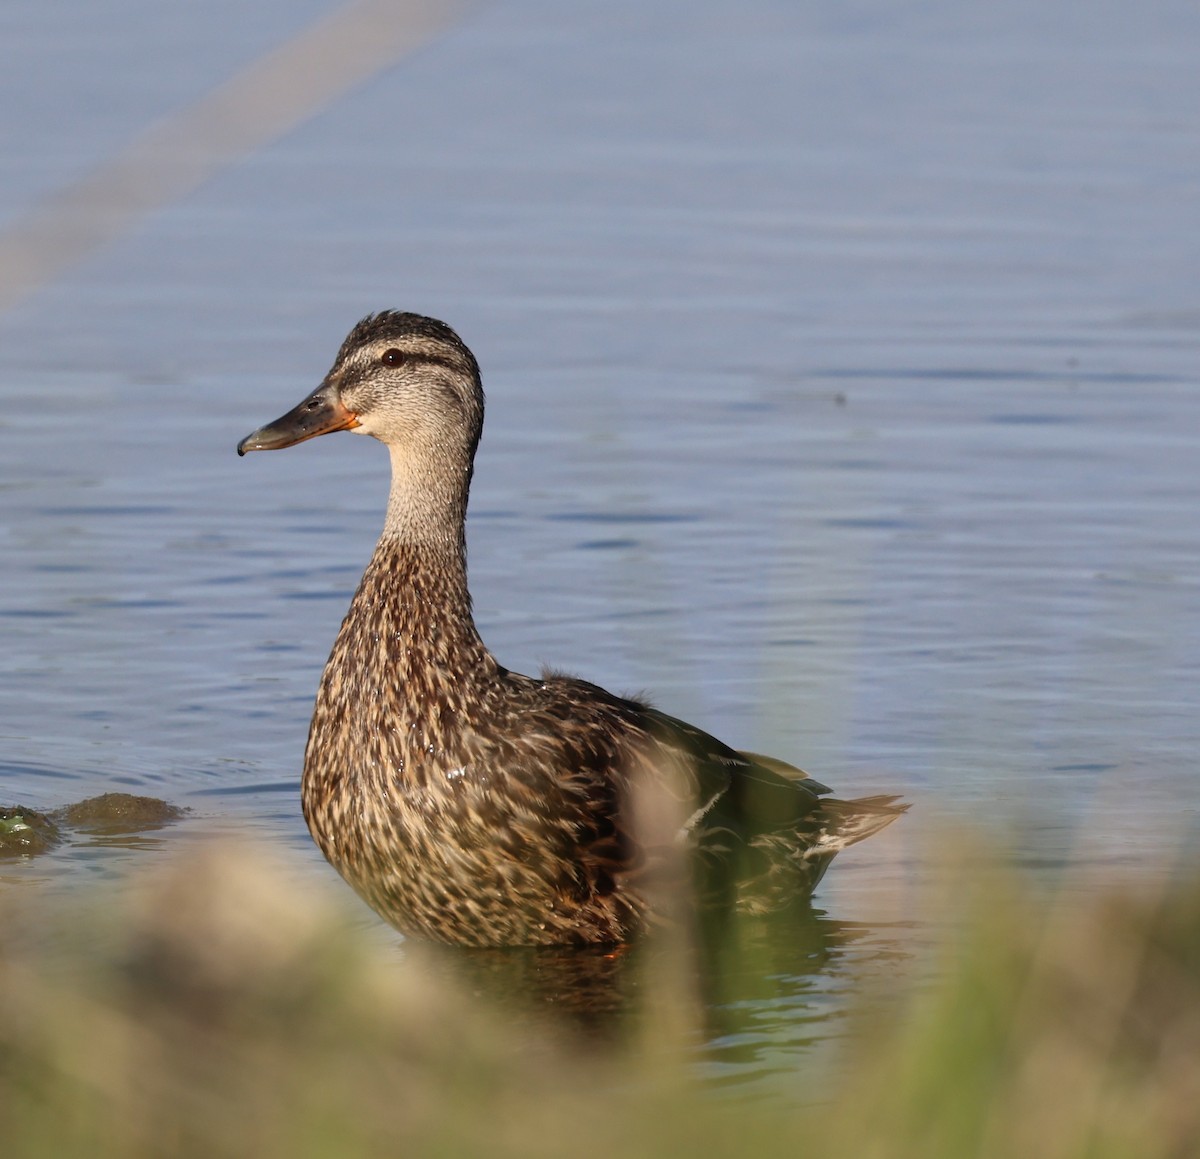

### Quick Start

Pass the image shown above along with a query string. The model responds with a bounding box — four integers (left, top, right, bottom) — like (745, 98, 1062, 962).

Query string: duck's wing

(638, 706, 905, 848)
(637, 707, 830, 834)
(518, 677, 905, 919)
(630, 706, 907, 913)
(733, 749, 832, 795)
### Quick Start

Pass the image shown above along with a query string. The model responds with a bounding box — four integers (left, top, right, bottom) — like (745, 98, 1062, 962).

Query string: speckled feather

(243, 311, 907, 947)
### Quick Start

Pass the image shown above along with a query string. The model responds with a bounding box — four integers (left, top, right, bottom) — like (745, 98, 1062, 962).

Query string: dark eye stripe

(419, 353, 468, 373)
(378, 349, 465, 374)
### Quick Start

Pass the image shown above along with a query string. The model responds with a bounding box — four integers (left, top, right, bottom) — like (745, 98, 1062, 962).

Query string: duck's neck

(381, 442, 472, 549)
(353, 443, 493, 679)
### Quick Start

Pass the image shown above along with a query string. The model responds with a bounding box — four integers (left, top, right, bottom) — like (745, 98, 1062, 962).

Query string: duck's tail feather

(810, 794, 908, 854)
(724, 793, 908, 911)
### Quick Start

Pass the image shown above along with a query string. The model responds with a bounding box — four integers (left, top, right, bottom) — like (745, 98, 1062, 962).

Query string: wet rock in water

(0, 807, 61, 857)
(0, 795, 187, 858)
(53, 793, 188, 836)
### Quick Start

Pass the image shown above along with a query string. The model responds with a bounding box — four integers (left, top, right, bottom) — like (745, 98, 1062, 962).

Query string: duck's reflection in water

(417, 901, 913, 1064)
(426, 940, 639, 1037)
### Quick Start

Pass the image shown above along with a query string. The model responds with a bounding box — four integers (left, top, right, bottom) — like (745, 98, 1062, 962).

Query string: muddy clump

(0, 806, 62, 857)
(1, 793, 188, 857)
(53, 792, 188, 836)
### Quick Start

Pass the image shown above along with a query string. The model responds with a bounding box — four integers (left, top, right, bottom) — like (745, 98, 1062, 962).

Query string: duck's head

(237, 312, 484, 462)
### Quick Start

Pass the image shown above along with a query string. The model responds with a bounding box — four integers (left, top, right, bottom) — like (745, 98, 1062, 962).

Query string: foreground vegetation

(1, 839, 1197, 1159)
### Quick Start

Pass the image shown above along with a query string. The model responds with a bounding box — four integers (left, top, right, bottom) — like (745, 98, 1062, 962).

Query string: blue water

(1, 0, 1198, 1080)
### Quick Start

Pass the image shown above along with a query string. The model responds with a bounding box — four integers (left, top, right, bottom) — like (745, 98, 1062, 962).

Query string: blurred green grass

(1, 841, 1197, 1159)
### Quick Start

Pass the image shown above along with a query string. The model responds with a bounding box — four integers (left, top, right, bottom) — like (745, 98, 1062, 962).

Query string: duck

(238, 312, 906, 947)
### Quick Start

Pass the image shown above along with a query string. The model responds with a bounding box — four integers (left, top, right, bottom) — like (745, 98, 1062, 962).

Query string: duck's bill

(237, 387, 360, 456)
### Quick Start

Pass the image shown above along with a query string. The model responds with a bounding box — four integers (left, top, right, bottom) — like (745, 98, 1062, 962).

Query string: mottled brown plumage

(238, 311, 906, 946)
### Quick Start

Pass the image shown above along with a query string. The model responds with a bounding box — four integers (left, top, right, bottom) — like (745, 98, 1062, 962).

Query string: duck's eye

(380, 348, 407, 367)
